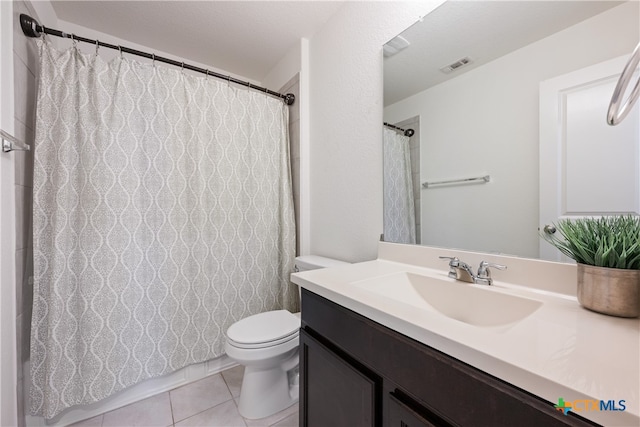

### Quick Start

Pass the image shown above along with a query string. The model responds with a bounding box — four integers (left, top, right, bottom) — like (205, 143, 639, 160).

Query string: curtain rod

(19, 14, 295, 106)
(383, 122, 415, 137)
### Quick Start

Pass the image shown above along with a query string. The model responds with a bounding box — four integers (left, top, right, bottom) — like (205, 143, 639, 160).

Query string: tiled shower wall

(280, 74, 301, 255)
(13, 0, 38, 425)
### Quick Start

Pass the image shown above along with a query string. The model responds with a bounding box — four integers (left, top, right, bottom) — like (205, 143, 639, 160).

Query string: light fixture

(384, 35, 410, 58)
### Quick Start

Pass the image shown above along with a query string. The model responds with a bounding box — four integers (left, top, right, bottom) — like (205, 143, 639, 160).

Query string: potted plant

(542, 215, 640, 318)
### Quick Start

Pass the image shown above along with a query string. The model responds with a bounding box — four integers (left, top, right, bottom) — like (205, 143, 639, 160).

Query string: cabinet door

(300, 329, 378, 427)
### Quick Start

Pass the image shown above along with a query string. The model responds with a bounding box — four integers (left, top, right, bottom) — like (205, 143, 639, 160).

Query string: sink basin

(352, 272, 542, 328)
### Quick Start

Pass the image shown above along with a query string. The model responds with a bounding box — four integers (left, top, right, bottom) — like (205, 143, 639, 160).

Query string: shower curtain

(383, 128, 416, 244)
(30, 40, 296, 419)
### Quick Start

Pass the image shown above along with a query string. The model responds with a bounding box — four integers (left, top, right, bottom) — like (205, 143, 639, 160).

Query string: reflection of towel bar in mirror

(1, 129, 30, 153)
(422, 175, 490, 189)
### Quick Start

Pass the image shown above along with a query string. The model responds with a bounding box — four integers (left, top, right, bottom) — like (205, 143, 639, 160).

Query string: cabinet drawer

(386, 390, 453, 427)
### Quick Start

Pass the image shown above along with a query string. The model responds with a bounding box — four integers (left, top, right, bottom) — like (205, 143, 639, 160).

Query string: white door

(539, 55, 640, 261)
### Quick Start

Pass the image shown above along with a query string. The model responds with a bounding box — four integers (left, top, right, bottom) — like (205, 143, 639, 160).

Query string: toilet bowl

(224, 256, 349, 420)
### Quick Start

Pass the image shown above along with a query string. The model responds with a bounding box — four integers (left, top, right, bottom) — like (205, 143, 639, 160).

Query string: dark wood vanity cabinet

(299, 289, 600, 427)
(300, 329, 378, 426)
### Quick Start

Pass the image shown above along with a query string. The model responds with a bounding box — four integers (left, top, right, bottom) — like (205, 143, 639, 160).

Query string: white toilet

(225, 255, 348, 419)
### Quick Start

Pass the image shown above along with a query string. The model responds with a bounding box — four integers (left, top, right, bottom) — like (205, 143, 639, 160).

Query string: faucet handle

(439, 256, 459, 266)
(439, 256, 460, 279)
(476, 261, 507, 285)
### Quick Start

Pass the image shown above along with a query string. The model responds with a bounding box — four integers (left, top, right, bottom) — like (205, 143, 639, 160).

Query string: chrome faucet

(475, 260, 507, 286)
(439, 257, 507, 286)
(439, 256, 475, 282)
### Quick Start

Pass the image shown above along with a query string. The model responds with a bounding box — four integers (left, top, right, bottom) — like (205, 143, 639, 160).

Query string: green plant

(542, 216, 640, 269)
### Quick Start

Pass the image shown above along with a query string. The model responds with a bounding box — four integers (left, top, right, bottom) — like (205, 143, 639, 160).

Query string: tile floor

(69, 366, 299, 427)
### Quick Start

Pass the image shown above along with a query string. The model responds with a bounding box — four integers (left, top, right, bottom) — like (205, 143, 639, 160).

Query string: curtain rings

(227, 75, 231, 87)
(70, 33, 78, 48)
(95, 39, 99, 55)
(118, 46, 123, 59)
(181, 62, 185, 74)
(152, 53, 156, 67)
(205, 70, 209, 80)
(41, 25, 46, 40)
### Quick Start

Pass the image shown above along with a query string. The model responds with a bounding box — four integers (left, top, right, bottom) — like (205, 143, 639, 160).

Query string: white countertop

(291, 246, 640, 427)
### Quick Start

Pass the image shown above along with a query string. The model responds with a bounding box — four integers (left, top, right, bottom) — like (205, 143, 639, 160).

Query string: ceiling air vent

(440, 57, 473, 74)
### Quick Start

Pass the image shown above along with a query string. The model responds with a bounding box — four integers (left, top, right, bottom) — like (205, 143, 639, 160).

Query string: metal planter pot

(577, 264, 640, 318)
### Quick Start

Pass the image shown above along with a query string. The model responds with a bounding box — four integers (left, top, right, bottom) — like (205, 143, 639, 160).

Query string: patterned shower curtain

(30, 40, 296, 419)
(383, 128, 416, 244)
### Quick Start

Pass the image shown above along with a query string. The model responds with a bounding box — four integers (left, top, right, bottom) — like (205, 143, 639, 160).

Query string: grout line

(172, 397, 239, 427)
(168, 388, 176, 426)
(73, 368, 245, 427)
(223, 380, 249, 427)
(14, 115, 36, 134)
(13, 48, 38, 80)
(220, 369, 235, 398)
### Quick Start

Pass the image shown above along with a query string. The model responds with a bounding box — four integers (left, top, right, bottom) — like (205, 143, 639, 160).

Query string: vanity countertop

(291, 244, 639, 427)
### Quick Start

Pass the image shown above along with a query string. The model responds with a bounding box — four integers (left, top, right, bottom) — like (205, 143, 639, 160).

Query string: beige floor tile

(221, 365, 244, 398)
(244, 402, 298, 427)
(170, 374, 233, 422)
(175, 400, 246, 427)
(67, 414, 104, 427)
(270, 412, 298, 427)
(102, 392, 173, 427)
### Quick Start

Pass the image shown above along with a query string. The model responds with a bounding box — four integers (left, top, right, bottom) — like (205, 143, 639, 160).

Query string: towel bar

(422, 175, 490, 188)
(1, 129, 30, 153)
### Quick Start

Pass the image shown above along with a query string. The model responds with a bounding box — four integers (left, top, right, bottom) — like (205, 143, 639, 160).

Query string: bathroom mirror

(383, 0, 640, 261)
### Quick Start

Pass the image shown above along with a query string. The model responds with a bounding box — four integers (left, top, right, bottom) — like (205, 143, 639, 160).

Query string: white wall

(384, 2, 639, 258)
(262, 41, 301, 91)
(55, 19, 255, 83)
(308, 1, 444, 262)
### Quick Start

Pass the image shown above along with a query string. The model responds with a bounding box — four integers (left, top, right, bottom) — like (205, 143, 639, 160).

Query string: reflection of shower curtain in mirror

(383, 128, 416, 244)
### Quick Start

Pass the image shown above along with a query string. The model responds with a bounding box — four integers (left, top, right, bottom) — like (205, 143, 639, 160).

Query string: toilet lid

(226, 310, 300, 346)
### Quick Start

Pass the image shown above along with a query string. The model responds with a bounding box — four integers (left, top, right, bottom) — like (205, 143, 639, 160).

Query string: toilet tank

(294, 255, 349, 272)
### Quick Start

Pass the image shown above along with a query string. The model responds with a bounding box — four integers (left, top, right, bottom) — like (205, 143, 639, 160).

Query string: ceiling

(50, 1, 345, 82)
(384, 1, 625, 106)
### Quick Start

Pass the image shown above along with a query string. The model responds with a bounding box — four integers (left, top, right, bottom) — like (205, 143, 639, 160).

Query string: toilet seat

(227, 331, 299, 349)
(226, 310, 300, 349)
